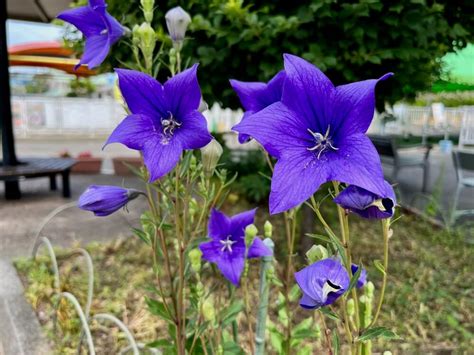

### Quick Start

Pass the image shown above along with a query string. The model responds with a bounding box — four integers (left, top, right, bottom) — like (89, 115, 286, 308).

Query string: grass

(15, 196, 474, 354)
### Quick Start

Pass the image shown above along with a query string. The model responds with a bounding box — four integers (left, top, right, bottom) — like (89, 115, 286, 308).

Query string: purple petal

(199, 239, 222, 263)
(236, 112, 253, 144)
(104, 12, 124, 43)
(233, 101, 310, 159)
(330, 133, 386, 197)
(299, 292, 320, 309)
(104, 114, 157, 150)
(74, 34, 110, 69)
(269, 150, 329, 214)
(115, 69, 166, 119)
(282, 54, 335, 133)
(142, 137, 182, 182)
(247, 237, 272, 259)
(351, 264, 368, 288)
(217, 252, 245, 286)
(164, 64, 201, 119)
(174, 110, 212, 150)
(334, 181, 396, 219)
(89, 0, 106, 8)
(78, 185, 132, 216)
(229, 208, 257, 237)
(57, 6, 103, 37)
(334, 73, 393, 135)
(208, 209, 231, 239)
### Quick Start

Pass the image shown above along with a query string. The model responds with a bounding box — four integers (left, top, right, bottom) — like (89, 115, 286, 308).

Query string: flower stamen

(307, 125, 339, 159)
(322, 280, 342, 300)
(161, 111, 182, 137)
(220, 235, 237, 253)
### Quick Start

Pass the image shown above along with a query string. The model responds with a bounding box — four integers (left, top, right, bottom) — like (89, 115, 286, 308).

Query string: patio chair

(459, 111, 474, 149)
(369, 135, 432, 192)
(451, 149, 474, 224)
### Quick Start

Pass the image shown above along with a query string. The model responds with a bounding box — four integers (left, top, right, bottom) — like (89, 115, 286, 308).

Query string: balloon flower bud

(189, 248, 202, 273)
(165, 6, 191, 48)
(140, 0, 154, 23)
(137, 22, 156, 55)
(244, 224, 258, 247)
(202, 297, 216, 322)
(305, 244, 329, 264)
(264, 220, 273, 238)
(200, 139, 223, 177)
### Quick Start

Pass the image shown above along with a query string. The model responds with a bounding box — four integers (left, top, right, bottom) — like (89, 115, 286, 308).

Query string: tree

(67, 0, 473, 109)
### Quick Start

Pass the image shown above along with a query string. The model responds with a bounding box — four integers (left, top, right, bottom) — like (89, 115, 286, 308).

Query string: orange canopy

(8, 41, 96, 76)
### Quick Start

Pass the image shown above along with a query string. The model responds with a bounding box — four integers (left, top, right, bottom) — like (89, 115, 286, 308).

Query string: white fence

(11, 95, 474, 141)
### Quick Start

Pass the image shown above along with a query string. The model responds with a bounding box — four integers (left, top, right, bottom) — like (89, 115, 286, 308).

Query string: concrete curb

(0, 259, 51, 355)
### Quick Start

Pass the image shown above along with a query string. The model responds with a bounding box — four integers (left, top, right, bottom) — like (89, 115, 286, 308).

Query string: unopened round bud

(264, 220, 273, 238)
(140, 0, 154, 23)
(189, 248, 202, 273)
(366, 281, 375, 299)
(202, 297, 215, 322)
(200, 139, 223, 177)
(165, 6, 192, 44)
(244, 224, 258, 246)
(137, 23, 156, 51)
(305, 245, 328, 264)
(189, 198, 198, 217)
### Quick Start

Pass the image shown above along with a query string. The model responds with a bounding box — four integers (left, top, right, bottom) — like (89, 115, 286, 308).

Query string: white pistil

(161, 111, 182, 137)
(307, 125, 339, 159)
(220, 235, 237, 253)
(322, 280, 341, 301)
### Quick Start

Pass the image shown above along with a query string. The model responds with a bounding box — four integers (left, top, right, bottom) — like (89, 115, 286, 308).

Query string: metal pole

(0, 1, 21, 199)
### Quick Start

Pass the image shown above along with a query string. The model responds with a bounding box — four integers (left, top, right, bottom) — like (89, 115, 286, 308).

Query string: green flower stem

(227, 283, 239, 343)
(366, 219, 390, 329)
(319, 310, 333, 355)
(255, 239, 275, 355)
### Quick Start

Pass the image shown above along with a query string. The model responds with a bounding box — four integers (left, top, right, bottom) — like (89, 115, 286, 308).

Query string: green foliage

(63, 0, 473, 108)
(357, 326, 400, 342)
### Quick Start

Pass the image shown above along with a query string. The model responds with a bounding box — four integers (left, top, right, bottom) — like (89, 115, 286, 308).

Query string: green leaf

(145, 297, 174, 323)
(221, 301, 244, 327)
(320, 307, 340, 321)
(305, 233, 331, 243)
(292, 317, 316, 339)
(374, 260, 386, 275)
(222, 341, 245, 355)
(332, 332, 340, 355)
(357, 326, 400, 342)
(131, 228, 150, 245)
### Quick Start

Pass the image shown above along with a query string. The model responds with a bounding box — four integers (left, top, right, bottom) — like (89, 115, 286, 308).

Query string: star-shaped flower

(57, 0, 124, 69)
(230, 70, 286, 145)
(233, 54, 393, 214)
(295, 258, 350, 309)
(78, 185, 140, 216)
(334, 181, 396, 219)
(199, 209, 272, 286)
(105, 65, 213, 181)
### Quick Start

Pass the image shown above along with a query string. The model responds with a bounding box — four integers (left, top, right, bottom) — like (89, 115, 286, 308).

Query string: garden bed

(15, 202, 473, 354)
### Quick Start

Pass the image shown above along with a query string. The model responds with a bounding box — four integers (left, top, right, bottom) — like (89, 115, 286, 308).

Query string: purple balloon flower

(295, 258, 350, 309)
(233, 54, 392, 214)
(57, 0, 124, 70)
(199, 209, 272, 286)
(104, 65, 212, 181)
(351, 264, 368, 289)
(334, 181, 396, 219)
(78, 185, 140, 216)
(230, 70, 286, 144)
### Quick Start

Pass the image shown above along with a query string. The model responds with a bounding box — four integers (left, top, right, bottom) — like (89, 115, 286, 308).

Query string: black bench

(369, 135, 432, 192)
(0, 158, 76, 199)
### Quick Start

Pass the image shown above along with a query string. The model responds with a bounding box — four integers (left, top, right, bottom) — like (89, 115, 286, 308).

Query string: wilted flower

(199, 209, 272, 286)
(165, 6, 191, 45)
(233, 54, 392, 214)
(351, 264, 368, 288)
(78, 185, 140, 216)
(57, 0, 124, 69)
(201, 139, 223, 177)
(334, 181, 396, 219)
(105, 66, 212, 181)
(230, 70, 285, 144)
(295, 258, 350, 309)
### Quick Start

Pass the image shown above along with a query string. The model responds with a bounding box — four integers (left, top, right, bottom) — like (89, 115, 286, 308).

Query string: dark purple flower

(295, 258, 350, 309)
(104, 66, 212, 181)
(351, 264, 367, 289)
(57, 0, 124, 70)
(199, 209, 272, 286)
(78, 185, 140, 216)
(334, 181, 396, 219)
(230, 70, 286, 144)
(233, 54, 392, 214)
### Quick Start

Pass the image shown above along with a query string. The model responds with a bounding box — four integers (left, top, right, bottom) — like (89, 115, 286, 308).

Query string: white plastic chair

(459, 110, 474, 149)
(451, 149, 474, 224)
